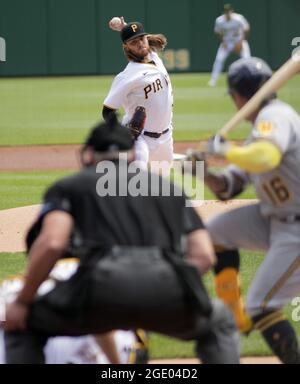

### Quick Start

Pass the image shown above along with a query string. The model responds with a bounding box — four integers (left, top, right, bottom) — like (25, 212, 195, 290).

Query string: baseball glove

(234, 40, 243, 54)
(127, 106, 146, 140)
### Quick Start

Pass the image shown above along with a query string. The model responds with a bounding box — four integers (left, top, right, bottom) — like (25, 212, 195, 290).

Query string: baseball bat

(173, 55, 300, 162)
(219, 54, 300, 138)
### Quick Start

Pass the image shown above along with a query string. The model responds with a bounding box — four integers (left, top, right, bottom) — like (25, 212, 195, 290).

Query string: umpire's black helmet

(228, 57, 273, 99)
(85, 114, 133, 152)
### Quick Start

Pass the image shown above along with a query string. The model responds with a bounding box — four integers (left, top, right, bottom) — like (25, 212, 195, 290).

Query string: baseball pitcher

(103, 19, 174, 173)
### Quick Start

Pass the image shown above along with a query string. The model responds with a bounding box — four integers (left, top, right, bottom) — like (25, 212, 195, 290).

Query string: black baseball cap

(121, 22, 147, 43)
(84, 114, 133, 152)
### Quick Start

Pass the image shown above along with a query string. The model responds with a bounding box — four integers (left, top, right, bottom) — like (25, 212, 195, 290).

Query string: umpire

(4, 116, 239, 364)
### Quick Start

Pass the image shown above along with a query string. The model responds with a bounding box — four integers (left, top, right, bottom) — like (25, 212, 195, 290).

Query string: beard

(124, 46, 151, 63)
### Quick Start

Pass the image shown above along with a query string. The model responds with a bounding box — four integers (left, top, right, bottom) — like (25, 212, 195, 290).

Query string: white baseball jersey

(104, 51, 173, 134)
(0, 329, 137, 364)
(214, 13, 249, 45)
(44, 331, 136, 364)
(0, 260, 138, 365)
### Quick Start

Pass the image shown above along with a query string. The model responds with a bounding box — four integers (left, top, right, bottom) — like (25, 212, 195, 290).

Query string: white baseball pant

(210, 41, 251, 83)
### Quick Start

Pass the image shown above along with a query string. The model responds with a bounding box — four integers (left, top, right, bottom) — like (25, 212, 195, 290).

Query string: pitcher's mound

(0, 200, 257, 253)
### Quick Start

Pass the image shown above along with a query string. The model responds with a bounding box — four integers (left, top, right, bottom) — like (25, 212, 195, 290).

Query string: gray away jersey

(249, 99, 300, 217)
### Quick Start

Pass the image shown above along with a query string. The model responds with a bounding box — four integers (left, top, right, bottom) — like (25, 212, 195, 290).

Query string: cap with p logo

(121, 22, 147, 43)
(131, 24, 138, 33)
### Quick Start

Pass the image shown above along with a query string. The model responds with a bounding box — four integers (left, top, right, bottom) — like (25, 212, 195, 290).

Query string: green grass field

(1, 73, 300, 145)
(0, 171, 69, 210)
(0, 170, 257, 211)
(0, 72, 299, 360)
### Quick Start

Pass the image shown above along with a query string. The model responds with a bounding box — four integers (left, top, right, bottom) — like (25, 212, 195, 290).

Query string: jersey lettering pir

(104, 52, 173, 133)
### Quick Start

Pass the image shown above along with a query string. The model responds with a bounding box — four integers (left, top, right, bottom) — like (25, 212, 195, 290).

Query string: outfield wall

(0, 0, 299, 76)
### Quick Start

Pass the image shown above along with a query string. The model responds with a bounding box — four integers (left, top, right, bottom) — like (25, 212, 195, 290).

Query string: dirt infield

(0, 200, 257, 253)
(0, 144, 81, 171)
(0, 142, 225, 171)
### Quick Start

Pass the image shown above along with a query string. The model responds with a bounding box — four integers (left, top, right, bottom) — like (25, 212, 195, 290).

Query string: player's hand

(4, 301, 29, 332)
(184, 149, 207, 177)
(119, 17, 126, 28)
(234, 40, 243, 54)
(206, 135, 230, 158)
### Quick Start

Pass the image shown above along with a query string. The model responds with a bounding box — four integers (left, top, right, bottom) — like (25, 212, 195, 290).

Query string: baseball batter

(208, 4, 251, 87)
(199, 57, 300, 364)
(103, 19, 174, 172)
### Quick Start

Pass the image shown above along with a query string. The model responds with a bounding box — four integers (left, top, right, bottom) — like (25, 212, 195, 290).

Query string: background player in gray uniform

(208, 4, 251, 87)
(200, 57, 300, 364)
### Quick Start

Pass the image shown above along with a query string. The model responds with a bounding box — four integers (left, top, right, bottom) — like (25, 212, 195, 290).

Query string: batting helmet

(228, 57, 273, 99)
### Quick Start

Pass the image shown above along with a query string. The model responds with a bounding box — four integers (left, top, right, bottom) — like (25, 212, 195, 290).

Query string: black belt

(143, 129, 169, 139)
(278, 215, 300, 223)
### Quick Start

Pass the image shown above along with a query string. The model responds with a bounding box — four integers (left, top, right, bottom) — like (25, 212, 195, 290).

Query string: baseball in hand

(109, 17, 123, 31)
